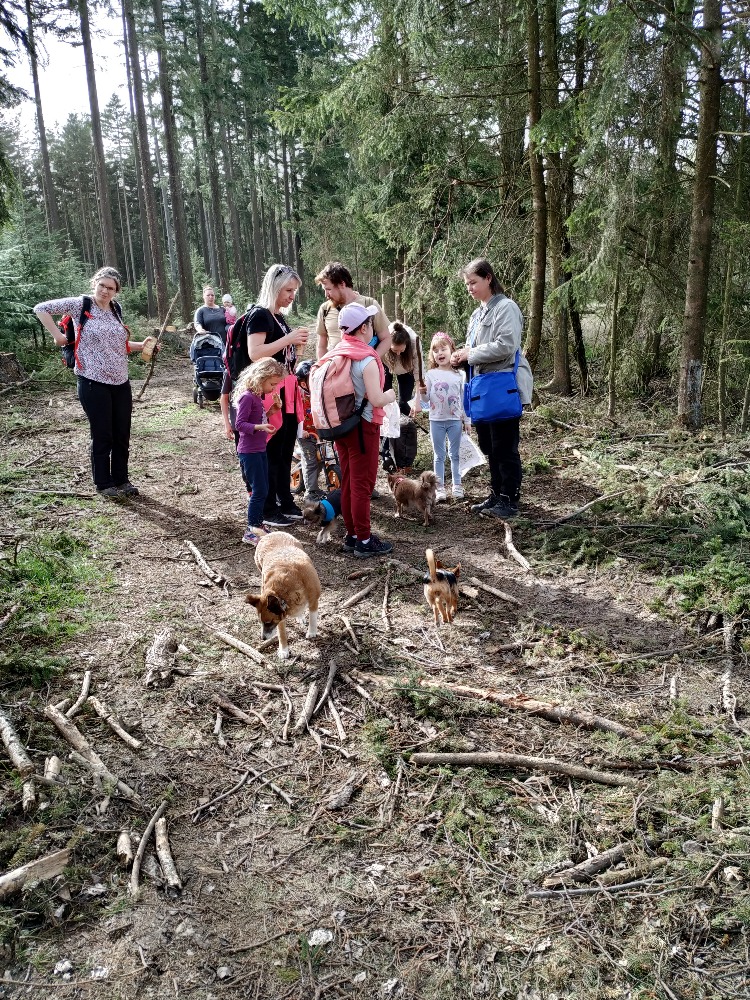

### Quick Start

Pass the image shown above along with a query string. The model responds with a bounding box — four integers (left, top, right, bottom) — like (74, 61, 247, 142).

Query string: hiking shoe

(435, 487, 447, 503)
(354, 535, 393, 558)
(242, 528, 266, 545)
(281, 502, 304, 521)
(304, 489, 326, 502)
(263, 510, 294, 528)
(452, 485, 465, 500)
(97, 486, 123, 498)
(481, 499, 519, 520)
(116, 481, 140, 496)
(470, 493, 496, 514)
(341, 534, 358, 553)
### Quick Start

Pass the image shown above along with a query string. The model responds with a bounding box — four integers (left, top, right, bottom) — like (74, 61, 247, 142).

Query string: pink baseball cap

(338, 302, 378, 334)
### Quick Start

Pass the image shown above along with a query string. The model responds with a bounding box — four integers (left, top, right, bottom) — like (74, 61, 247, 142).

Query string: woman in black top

(248, 264, 309, 526)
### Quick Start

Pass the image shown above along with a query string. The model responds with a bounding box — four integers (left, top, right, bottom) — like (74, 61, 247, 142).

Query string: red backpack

(309, 353, 366, 440)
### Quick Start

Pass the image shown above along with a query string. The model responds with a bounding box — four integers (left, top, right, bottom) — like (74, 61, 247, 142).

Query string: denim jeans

(238, 452, 269, 528)
(430, 419, 462, 487)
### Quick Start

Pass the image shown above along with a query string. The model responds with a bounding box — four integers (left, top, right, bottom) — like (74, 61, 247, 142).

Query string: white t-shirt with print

(424, 368, 465, 422)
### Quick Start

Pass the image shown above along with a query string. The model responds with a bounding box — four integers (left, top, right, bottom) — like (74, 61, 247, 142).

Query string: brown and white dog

(423, 548, 460, 625)
(246, 532, 322, 660)
(388, 470, 438, 526)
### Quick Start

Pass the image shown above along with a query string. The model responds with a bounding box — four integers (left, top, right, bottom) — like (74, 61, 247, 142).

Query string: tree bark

(78, 0, 117, 266)
(524, 0, 547, 369)
(677, 0, 723, 429)
(25, 0, 60, 232)
(141, 49, 177, 284)
(152, 0, 195, 322)
(122, 0, 168, 319)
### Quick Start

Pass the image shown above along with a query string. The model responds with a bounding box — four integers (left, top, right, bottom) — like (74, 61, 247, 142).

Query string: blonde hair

(231, 358, 284, 407)
(91, 266, 121, 293)
(257, 264, 301, 312)
(428, 332, 456, 369)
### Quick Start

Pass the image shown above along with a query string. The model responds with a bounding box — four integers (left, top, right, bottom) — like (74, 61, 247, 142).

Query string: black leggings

(77, 377, 132, 489)
(264, 409, 298, 514)
(475, 417, 522, 505)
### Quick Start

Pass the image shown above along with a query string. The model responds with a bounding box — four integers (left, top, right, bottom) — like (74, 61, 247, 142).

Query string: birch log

(410, 752, 636, 787)
(0, 708, 34, 777)
(0, 849, 70, 901)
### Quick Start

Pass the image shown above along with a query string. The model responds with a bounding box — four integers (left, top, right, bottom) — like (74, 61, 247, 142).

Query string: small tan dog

(387, 470, 438, 526)
(423, 548, 460, 625)
(246, 532, 322, 660)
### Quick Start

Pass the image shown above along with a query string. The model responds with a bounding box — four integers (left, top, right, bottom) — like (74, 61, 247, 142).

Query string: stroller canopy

(190, 333, 224, 362)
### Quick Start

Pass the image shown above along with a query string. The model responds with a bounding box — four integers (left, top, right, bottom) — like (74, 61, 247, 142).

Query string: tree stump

(0, 352, 26, 385)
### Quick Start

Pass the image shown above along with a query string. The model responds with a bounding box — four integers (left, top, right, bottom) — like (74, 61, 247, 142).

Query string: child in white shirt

(412, 332, 469, 501)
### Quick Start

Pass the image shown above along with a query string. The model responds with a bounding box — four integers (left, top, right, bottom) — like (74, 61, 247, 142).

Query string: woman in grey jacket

(451, 258, 533, 519)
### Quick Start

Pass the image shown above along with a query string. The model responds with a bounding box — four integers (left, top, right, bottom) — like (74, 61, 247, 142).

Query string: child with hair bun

(412, 332, 469, 502)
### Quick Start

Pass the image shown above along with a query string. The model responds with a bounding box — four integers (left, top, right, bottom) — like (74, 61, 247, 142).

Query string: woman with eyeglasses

(247, 264, 309, 527)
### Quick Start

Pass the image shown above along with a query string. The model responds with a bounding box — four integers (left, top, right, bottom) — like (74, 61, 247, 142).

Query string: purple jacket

(235, 390, 268, 454)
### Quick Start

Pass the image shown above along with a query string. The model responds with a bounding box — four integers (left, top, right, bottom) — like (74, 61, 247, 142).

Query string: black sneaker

(116, 481, 140, 496)
(341, 534, 357, 553)
(263, 511, 294, 528)
(354, 534, 393, 559)
(97, 485, 123, 499)
(470, 493, 496, 514)
(280, 502, 304, 521)
(481, 499, 519, 520)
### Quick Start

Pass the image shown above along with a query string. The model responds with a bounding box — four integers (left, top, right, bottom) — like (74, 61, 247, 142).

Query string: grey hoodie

(466, 294, 533, 405)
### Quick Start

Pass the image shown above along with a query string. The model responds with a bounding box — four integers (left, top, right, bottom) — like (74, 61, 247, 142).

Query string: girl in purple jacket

(231, 358, 285, 544)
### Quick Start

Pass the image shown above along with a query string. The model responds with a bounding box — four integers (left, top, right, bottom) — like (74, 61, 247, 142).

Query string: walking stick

(135, 291, 181, 402)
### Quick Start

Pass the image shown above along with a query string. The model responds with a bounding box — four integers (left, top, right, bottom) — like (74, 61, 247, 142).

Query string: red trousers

(336, 419, 380, 540)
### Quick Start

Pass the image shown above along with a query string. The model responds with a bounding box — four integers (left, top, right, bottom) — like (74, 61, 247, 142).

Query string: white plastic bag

(380, 400, 402, 438)
(458, 431, 485, 477)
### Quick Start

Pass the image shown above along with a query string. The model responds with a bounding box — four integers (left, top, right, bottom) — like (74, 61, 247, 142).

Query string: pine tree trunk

(193, 0, 229, 290)
(290, 146, 306, 305)
(152, 0, 195, 322)
(78, 0, 117, 266)
(608, 254, 621, 419)
(250, 141, 265, 287)
(524, 0, 547, 369)
(281, 136, 295, 266)
(25, 0, 60, 232)
(141, 51, 176, 284)
(677, 0, 723, 430)
(122, 0, 168, 319)
(188, 117, 212, 278)
(220, 117, 247, 289)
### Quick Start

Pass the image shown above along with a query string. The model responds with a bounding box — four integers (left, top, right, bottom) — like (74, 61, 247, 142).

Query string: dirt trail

(1, 357, 748, 1000)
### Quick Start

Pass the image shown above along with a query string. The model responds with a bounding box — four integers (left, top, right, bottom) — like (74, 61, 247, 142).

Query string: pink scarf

(322, 334, 386, 425)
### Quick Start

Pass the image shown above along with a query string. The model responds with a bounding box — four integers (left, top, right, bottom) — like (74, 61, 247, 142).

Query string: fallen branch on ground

(155, 817, 182, 895)
(214, 694, 269, 730)
(549, 490, 628, 527)
(0, 603, 19, 629)
(117, 832, 134, 868)
(0, 708, 34, 777)
(341, 580, 378, 609)
(294, 681, 321, 733)
(143, 629, 178, 688)
(184, 540, 225, 586)
(130, 800, 168, 896)
(66, 670, 92, 717)
(503, 522, 532, 573)
(0, 849, 70, 901)
(88, 696, 142, 750)
(465, 577, 523, 606)
(543, 843, 633, 887)
(303, 771, 366, 835)
(341, 671, 396, 720)
(212, 628, 264, 664)
(314, 659, 339, 715)
(410, 752, 636, 787)
(0, 485, 97, 498)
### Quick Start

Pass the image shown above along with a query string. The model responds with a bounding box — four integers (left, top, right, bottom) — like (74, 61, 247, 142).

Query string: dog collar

(320, 497, 335, 523)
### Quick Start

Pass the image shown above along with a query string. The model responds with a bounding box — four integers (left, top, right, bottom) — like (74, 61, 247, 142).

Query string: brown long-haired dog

(423, 548, 460, 625)
(387, 470, 438, 526)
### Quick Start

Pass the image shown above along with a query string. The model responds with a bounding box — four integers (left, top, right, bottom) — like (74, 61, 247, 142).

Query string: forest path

(1, 356, 747, 999)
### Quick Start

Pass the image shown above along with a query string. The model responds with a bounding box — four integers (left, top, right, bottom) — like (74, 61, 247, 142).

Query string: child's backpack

(58, 295, 125, 369)
(309, 353, 366, 440)
(223, 305, 259, 382)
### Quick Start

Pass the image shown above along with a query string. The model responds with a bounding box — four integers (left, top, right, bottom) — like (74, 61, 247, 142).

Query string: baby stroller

(190, 333, 224, 408)
(291, 433, 342, 495)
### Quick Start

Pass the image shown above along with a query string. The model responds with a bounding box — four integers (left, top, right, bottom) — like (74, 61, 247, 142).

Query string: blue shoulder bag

(463, 350, 523, 423)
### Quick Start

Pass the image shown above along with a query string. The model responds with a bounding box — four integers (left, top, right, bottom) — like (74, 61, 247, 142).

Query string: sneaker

(280, 502, 304, 521)
(242, 528, 266, 545)
(116, 481, 140, 496)
(470, 493, 496, 514)
(435, 487, 447, 503)
(97, 486, 123, 498)
(341, 534, 358, 553)
(354, 534, 393, 559)
(481, 498, 519, 520)
(371, 487, 382, 500)
(452, 485, 464, 500)
(263, 510, 294, 528)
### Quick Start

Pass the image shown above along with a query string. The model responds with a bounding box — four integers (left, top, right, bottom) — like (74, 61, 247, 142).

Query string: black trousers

(396, 372, 415, 416)
(264, 409, 298, 514)
(77, 377, 132, 490)
(475, 417, 522, 505)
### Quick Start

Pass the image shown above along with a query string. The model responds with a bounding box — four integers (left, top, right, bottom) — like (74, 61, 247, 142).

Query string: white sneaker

(435, 487, 447, 503)
(452, 485, 464, 499)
